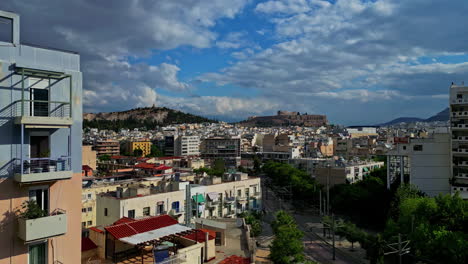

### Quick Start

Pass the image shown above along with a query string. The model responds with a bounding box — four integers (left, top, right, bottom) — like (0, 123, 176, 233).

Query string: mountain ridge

(378, 108, 449, 126)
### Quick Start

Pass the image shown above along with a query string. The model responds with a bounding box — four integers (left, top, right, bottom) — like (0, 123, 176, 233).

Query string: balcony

(451, 187, 468, 199)
(455, 173, 468, 179)
(451, 98, 468, 105)
(14, 100, 72, 128)
(14, 157, 72, 183)
(452, 111, 468, 118)
(454, 161, 468, 167)
(453, 148, 468, 156)
(236, 196, 248, 204)
(18, 210, 67, 242)
(224, 197, 236, 204)
(453, 136, 468, 141)
(452, 124, 468, 130)
(207, 201, 219, 208)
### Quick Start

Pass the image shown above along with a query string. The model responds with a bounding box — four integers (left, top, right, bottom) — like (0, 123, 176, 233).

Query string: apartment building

(123, 140, 151, 157)
(95, 175, 261, 227)
(386, 129, 451, 197)
(94, 140, 120, 156)
(201, 136, 241, 168)
(449, 83, 468, 199)
(315, 161, 384, 186)
(175, 135, 200, 156)
(0, 11, 82, 264)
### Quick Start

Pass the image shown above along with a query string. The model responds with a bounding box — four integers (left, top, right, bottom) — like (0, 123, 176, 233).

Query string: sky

(1, 0, 468, 125)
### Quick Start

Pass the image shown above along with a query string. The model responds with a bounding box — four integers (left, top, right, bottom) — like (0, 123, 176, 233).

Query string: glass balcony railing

(14, 156, 72, 183)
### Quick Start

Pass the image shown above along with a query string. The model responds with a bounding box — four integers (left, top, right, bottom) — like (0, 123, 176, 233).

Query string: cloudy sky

(2, 0, 467, 125)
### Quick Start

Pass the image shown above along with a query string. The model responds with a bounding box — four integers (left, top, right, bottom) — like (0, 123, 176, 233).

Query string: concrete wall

(82, 145, 97, 170)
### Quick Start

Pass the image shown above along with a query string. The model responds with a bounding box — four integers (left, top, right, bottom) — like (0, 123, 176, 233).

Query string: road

(260, 176, 363, 264)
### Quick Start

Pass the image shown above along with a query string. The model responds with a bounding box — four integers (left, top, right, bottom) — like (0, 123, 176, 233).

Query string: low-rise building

(94, 140, 120, 156)
(315, 161, 385, 186)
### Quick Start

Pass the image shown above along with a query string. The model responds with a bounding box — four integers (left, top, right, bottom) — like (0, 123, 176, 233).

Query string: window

(104, 208, 108, 216)
(237, 190, 242, 197)
(82, 194, 87, 200)
(82, 208, 86, 213)
(87, 193, 92, 199)
(0, 17, 13, 43)
(128, 209, 135, 219)
(413, 145, 423, 151)
(29, 187, 49, 213)
(172, 201, 180, 213)
(29, 242, 47, 264)
(457, 94, 463, 99)
(87, 221, 92, 226)
(143, 207, 150, 216)
(402, 146, 406, 150)
(82, 222, 86, 227)
(87, 207, 92, 212)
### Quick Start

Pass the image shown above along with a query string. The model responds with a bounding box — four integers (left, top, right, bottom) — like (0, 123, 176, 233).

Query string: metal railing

(156, 254, 186, 264)
(15, 100, 71, 118)
(14, 156, 71, 175)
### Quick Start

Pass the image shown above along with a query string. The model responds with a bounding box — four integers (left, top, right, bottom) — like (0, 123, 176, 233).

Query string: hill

(378, 108, 449, 126)
(83, 107, 216, 130)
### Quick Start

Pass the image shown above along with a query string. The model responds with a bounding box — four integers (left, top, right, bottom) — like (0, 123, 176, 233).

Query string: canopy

(207, 192, 219, 201)
(119, 224, 192, 245)
(192, 194, 205, 203)
(363, 167, 369, 172)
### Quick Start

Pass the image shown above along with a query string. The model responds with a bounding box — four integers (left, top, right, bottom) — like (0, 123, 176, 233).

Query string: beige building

(82, 145, 97, 170)
(95, 175, 261, 227)
(94, 140, 120, 157)
(315, 161, 384, 186)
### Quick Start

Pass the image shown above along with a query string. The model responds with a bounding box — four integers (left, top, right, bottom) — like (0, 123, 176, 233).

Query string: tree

(270, 211, 306, 264)
(148, 145, 163, 157)
(98, 154, 111, 161)
(133, 148, 143, 157)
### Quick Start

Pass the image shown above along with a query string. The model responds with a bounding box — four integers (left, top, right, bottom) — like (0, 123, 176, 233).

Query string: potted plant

(18, 200, 47, 220)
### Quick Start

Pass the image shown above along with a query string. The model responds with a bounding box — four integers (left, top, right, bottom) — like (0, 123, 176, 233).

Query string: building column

(386, 155, 390, 189)
(400, 156, 404, 184)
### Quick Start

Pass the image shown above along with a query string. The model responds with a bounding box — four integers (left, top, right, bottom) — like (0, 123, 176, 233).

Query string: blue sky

(2, 0, 468, 125)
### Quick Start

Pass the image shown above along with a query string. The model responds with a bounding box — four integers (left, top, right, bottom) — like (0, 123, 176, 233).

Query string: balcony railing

(14, 157, 72, 183)
(451, 99, 468, 104)
(15, 100, 71, 118)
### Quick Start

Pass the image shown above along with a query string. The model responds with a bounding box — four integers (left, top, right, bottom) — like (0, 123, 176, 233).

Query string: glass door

(29, 187, 49, 213)
(29, 242, 46, 264)
(30, 88, 49, 117)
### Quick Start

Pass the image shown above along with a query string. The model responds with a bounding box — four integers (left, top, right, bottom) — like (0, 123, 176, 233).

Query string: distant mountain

(83, 107, 216, 131)
(378, 108, 449, 126)
(425, 108, 449, 122)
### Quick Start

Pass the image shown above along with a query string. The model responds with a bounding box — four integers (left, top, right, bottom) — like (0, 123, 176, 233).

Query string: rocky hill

(83, 107, 216, 130)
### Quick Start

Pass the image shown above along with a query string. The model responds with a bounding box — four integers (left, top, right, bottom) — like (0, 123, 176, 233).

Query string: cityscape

(1, 1, 468, 264)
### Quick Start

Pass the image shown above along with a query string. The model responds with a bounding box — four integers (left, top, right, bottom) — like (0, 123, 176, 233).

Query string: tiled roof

(219, 256, 250, 264)
(183, 229, 215, 243)
(81, 237, 98, 252)
(155, 165, 172, 170)
(113, 217, 136, 225)
(82, 165, 93, 171)
(105, 215, 178, 239)
(135, 163, 157, 169)
(88, 227, 104, 234)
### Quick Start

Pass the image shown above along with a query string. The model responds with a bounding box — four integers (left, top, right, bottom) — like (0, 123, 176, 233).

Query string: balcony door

(29, 187, 49, 213)
(29, 242, 47, 264)
(30, 136, 49, 159)
(29, 78, 50, 117)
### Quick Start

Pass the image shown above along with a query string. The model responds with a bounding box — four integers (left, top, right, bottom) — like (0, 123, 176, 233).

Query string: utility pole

(322, 214, 343, 261)
(319, 190, 322, 216)
(326, 164, 331, 216)
(384, 233, 411, 264)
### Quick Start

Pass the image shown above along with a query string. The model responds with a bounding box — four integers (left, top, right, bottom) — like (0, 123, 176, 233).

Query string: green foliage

(240, 211, 263, 237)
(133, 148, 143, 157)
(147, 145, 164, 157)
(330, 173, 392, 229)
(270, 211, 306, 264)
(193, 167, 224, 177)
(263, 161, 319, 201)
(383, 190, 468, 263)
(98, 154, 111, 161)
(18, 200, 47, 220)
(83, 107, 216, 131)
(213, 158, 225, 172)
